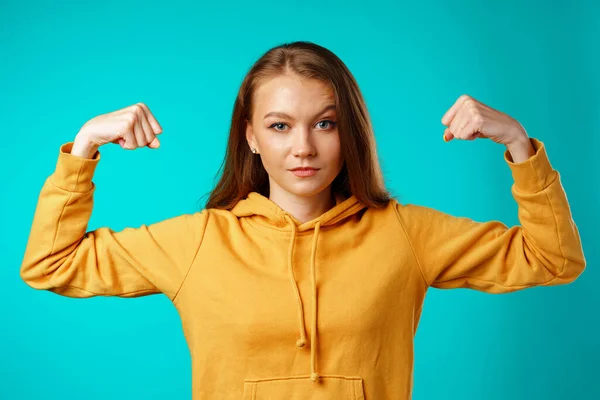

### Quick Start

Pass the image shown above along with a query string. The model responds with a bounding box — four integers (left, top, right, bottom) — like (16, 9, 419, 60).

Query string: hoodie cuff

(504, 137, 556, 193)
(49, 142, 101, 192)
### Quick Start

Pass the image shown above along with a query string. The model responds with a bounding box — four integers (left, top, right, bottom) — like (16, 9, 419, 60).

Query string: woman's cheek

(323, 135, 342, 161)
(266, 137, 289, 157)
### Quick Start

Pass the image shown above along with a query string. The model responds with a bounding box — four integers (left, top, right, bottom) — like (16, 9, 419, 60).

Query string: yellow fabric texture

(21, 137, 585, 399)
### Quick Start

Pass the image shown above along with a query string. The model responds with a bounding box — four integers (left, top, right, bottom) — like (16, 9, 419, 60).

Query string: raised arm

(395, 137, 585, 292)
(394, 95, 585, 293)
(20, 103, 209, 301)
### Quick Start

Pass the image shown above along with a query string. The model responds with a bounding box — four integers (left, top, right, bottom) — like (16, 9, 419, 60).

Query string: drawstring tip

(296, 338, 306, 348)
(310, 372, 320, 382)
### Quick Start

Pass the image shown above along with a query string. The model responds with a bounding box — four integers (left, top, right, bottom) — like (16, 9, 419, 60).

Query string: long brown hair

(202, 41, 392, 210)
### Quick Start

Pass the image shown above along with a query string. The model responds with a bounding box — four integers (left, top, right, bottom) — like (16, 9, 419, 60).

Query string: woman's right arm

(20, 103, 210, 301)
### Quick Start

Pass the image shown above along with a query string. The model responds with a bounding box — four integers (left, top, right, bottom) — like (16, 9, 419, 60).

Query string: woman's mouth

(290, 167, 319, 177)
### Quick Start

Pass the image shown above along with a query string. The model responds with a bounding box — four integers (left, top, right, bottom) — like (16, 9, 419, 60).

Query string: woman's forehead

(254, 75, 335, 117)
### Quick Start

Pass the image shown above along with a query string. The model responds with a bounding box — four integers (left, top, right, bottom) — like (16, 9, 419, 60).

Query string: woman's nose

(291, 128, 316, 157)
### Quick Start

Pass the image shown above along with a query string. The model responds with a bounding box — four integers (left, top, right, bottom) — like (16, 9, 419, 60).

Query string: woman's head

(205, 41, 391, 210)
(246, 73, 343, 206)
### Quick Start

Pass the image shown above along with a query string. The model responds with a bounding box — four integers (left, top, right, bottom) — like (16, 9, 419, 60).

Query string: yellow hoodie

(21, 137, 585, 399)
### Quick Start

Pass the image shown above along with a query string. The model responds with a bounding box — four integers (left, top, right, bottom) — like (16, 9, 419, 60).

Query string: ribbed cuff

(504, 137, 556, 193)
(49, 142, 101, 192)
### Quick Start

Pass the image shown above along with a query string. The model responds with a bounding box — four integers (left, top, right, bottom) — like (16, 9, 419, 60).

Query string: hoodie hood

(230, 191, 367, 382)
(231, 191, 366, 231)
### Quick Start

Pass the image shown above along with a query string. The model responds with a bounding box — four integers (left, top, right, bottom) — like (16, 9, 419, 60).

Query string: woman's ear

(245, 120, 257, 150)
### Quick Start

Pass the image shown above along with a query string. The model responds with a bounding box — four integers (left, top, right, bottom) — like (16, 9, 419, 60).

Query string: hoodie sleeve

(394, 137, 586, 294)
(20, 142, 209, 301)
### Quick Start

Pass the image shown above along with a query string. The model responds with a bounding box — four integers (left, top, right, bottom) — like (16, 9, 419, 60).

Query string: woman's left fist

(441, 94, 528, 146)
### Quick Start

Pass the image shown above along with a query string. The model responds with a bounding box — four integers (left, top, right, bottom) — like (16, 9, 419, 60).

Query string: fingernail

(443, 133, 448, 142)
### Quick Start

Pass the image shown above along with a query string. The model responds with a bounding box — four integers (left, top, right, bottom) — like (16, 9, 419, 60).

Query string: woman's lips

(290, 168, 318, 177)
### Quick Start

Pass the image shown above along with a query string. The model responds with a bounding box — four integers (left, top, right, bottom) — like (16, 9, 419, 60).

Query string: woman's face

(246, 73, 343, 199)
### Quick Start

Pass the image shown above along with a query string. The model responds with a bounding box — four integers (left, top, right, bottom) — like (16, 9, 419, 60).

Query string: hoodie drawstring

(284, 215, 321, 383)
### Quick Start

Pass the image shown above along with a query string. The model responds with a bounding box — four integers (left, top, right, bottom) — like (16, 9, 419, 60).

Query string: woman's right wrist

(71, 132, 99, 159)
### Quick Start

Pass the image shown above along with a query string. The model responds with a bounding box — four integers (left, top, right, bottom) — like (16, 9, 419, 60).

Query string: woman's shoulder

(384, 197, 453, 225)
(195, 206, 241, 225)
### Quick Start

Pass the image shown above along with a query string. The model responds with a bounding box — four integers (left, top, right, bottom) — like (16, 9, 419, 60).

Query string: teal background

(1, 0, 598, 399)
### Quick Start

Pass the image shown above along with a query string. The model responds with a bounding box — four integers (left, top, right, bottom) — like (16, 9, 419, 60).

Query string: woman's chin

(282, 181, 332, 198)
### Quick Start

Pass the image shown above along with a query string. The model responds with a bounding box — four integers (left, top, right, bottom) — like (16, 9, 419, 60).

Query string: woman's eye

(269, 122, 288, 131)
(317, 120, 336, 129)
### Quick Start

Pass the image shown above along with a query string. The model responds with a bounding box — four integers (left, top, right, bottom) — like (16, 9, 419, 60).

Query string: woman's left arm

(393, 95, 586, 293)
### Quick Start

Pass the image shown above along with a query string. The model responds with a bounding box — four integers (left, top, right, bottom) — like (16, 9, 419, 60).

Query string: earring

(251, 147, 258, 154)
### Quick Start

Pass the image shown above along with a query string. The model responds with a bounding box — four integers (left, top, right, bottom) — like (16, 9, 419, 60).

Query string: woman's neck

(269, 187, 335, 223)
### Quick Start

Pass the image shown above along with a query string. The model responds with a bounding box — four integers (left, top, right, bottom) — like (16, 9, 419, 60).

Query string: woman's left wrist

(505, 132, 535, 163)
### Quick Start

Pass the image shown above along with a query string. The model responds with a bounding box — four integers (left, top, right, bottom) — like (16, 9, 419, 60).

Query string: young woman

(20, 41, 585, 399)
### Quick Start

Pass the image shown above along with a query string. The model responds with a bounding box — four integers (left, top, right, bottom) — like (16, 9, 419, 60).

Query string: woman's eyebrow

(263, 104, 336, 120)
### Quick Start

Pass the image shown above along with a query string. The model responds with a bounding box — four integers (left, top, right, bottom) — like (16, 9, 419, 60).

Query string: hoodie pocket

(242, 375, 365, 399)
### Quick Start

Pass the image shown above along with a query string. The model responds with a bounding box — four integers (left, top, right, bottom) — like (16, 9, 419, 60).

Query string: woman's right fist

(76, 103, 163, 151)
